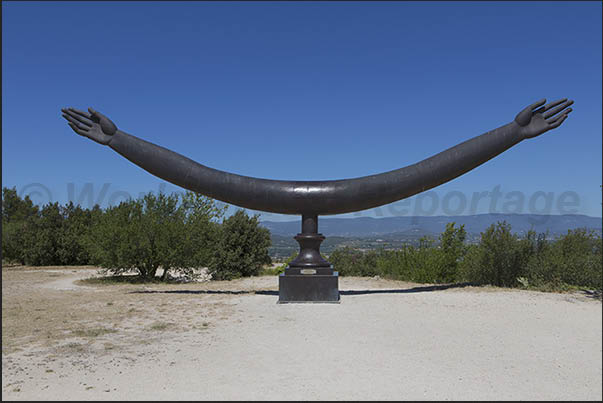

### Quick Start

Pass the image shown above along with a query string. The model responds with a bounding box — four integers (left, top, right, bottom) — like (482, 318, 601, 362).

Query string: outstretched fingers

(67, 122, 87, 136)
(536, 98, 567, 114)
(543, 99, 573, 119)
(545, 107, 572, 132)
(68, 107, 93, 120)
(529, 98, 547, 111)
(62, 112, 90, 132)
(63, 108, 94, 127)
(550, 106, 572, 119)
(548, 113, 569, 130)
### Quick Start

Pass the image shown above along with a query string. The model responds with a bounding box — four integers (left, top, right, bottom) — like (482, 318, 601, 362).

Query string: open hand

(514, 98, 573, 139)
(61, 107, 117, 145)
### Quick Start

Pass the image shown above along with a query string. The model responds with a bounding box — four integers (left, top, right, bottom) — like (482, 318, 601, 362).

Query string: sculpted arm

(370, 98, 573, 203)
(61, 107, 272, 208)
(61, 98, 572, 215)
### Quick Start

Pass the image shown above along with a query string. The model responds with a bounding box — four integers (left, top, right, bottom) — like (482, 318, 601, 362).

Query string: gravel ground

(2, 266, 601, 400)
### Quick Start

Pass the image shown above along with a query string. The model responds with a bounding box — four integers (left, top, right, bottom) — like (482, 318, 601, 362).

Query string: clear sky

(2, 1, 602, 221)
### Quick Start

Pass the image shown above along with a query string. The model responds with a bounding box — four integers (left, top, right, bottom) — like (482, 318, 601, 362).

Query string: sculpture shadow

(581, 289, 602, 301)
(340, 282, 475, 295)
(128, 282, 475, 297)
(129, 290, 279, 296)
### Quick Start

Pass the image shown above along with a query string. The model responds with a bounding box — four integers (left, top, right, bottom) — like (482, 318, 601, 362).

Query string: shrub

(375, 248, 410, 279)
(330, 247, 379, 277)
(209, 210, 272, 280)
(85, 192, 190, 280)
(1, 187, 38, 223)
(458, 221, 531, 287)
(180, 191, 226, 269)
(2, 219, 30, 264)
(332, 226, 465, 284)
(555, 229, 602, 288)
(2, 187, 39, 264)
(408, 237, 445, 283)
(267, 251, 297, 275)
(21, 202, 63, 266)
(56, 202, 95, 265)
(525, 229, 602, 290)
(437, 223, 467, 283)
(3, 189, 97, 266)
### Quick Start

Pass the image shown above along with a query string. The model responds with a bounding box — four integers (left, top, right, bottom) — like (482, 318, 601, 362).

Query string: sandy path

(39, 269, 104, 291)
(2, 269, 601, 400)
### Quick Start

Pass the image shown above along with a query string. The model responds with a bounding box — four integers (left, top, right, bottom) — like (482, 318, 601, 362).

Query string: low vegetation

(330, 222, 602, 293)
(2, 187, 271, 281)
(208, 210, 271, 280)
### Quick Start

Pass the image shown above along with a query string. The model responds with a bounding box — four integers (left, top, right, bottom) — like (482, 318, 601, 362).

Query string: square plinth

(278, 271, 340, 303)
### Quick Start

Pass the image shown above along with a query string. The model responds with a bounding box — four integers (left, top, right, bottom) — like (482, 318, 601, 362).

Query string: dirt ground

(2, 266, 602, 400)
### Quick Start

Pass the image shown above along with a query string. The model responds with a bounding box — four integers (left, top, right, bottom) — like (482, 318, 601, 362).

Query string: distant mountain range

(260, 214, 602, 237)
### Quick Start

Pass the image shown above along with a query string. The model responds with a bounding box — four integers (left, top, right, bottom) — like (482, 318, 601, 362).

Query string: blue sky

(2, 1, 601, 221)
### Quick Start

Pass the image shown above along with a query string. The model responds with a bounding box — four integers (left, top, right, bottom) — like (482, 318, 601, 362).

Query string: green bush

(208, 210, 272, 280)
(437, 223, 467, 283)
(555, 228, 602, 288)
(302, 220, 602, 292)
(86, 192, 211, 280)
(408, 237, 445, 283)
(329, 220, 601, 292)
(57, 202, 96, 265)
(180, 191, 227, 268)
(3, 189, 97, 266)
(1, 187, 39, 223)
(1, 187, 274, 283)
(2, 219, 30, 264)
(2, 187, 39, 264)
(458, 221, 530, 287)
(332, 223, 466, 284)
(329, 247, 379, 277)
(267, 251, 297, 275)
(21, 202, 64, 266)
(524, 229, 602, 290)
(374, 248, 409, 279)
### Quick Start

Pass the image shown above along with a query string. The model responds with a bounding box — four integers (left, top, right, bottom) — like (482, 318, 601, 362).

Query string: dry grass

(2, 265, 272, 356)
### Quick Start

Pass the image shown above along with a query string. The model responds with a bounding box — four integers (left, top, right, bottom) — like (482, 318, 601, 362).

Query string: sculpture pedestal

(278, 268, 340, 304)
(277, 214, 340, 303)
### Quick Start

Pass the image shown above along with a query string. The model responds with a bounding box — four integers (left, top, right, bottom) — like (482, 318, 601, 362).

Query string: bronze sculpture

(62, 98, 573, 302)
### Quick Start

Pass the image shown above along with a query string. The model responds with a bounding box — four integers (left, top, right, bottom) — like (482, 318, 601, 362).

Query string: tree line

(330, 222, 602, 292)
(3, 186, 601, 292)
(1, 187, 271, 281)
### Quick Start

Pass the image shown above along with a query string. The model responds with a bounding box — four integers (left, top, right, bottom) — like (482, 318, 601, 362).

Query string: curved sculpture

(62, 98, 572, 215)
(62, 98, 573, 302)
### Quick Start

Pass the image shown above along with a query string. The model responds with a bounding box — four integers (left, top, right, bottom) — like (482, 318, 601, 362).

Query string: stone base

(278, 271, 340, 303)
